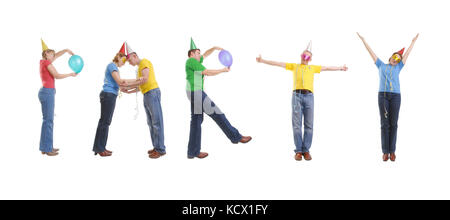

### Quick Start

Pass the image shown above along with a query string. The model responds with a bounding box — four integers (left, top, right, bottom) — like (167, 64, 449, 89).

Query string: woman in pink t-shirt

(39, 47, 77, 156)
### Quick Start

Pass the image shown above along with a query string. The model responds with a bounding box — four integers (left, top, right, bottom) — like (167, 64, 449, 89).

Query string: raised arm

(47, 64, 76, 79)
(402, 33, 419, 64)
(256, 55, 286, 68)
(202, 46, 223, 58)
(202, 67, 230, 76)
(54, 49, 74, 60)
(321, 65, 348, 71)
(357, 33, 378, 63)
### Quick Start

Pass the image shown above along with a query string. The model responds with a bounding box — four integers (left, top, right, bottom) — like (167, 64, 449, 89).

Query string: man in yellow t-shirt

(256, 48, 348, 161)
(121, 43, 166, 159)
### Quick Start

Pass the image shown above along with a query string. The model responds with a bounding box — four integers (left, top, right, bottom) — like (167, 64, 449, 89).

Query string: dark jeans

(93, 91, 117, 153)
(378, 92, 401, 154)
(186, 91, 242, 157)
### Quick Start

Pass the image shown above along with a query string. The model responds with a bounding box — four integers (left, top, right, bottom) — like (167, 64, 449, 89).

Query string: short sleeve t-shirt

(375, 58, 404, 94)
(40, 60, 55, 88)
(138, 58, 159, 94)
(102, 63, 120, 95)
(286, 63, 322, 93)
(185, 56, 206, 91)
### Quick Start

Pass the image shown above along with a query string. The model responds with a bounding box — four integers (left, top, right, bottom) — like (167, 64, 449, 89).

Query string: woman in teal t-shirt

(357, 33, 419, 162)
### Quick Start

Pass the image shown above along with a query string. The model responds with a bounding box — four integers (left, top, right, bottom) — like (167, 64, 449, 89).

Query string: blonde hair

(42, 49, 55, 60)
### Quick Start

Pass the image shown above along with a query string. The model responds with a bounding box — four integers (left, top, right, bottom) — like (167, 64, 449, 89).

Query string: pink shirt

(40, 60, 55, 88)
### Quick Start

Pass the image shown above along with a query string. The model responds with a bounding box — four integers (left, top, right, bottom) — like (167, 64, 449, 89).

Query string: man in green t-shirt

(185, 38, 252, 159)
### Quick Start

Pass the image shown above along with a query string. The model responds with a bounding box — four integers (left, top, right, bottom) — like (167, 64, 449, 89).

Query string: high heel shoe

(95, 151, 112, 157)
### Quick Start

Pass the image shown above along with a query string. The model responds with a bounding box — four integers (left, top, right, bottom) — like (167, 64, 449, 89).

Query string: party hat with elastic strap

(397, 48, 405, 56)
(305, 40, 312, 53)
(41, 38, 49, 51)
(190, 37, 198, 50)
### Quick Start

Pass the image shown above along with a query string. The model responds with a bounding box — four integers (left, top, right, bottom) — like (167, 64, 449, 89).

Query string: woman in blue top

(357, 33, 419, 162)
(92, 52, 128, 157)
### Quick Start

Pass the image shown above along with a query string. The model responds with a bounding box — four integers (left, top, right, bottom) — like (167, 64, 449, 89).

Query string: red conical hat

(119, 42, 126, 54)
(397, 48, 405, 56)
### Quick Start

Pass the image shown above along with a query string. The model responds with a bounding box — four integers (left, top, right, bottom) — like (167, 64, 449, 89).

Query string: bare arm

(357, 33, 378, 63)
(256, 55, 286, 68)
(321, 65, 348, 71)
(402, 33, 419, 64)
(47, 64, 76, 79)
(202, 67, 230, 76)
(203, 46, 223, 58)
(55, 49, 74, 60)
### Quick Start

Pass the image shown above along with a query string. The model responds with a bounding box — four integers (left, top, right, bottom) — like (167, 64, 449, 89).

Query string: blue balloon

(68, 55, 84, 74)
(218, 50, 233, 67)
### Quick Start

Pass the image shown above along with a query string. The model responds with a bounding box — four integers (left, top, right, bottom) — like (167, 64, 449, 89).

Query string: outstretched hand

(256, 54, 262, 63)
(342, 65, 348, 71)
(67, 49, 75, 56)
(70, 73, 78, 77)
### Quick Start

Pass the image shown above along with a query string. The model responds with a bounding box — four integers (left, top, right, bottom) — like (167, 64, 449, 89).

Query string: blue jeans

(143, 88, 166, 154)
(93, 91, 117, 153)
(292, 92, 314, 153)
(186, 90, 242, 157)
(38, 88, 56, 153)
(378, 92, 401, 154)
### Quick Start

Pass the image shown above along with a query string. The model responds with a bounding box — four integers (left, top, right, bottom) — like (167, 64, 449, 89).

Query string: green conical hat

(190, 37, 198, 50)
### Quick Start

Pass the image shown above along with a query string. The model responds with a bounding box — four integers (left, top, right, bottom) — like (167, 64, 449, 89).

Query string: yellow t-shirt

(286, 63, 321, 93)
(138, 58, 159, 94)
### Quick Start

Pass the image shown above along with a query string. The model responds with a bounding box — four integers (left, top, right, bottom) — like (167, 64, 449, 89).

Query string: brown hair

(42, 49, 55, 59)
(188, 49, 200, 57)
(113, 52, 126, 63)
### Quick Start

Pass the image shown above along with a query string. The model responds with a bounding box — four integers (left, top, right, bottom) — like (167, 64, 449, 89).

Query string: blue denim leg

(143, 88, 166, 154)
(203, 93, 242, 144)
(187, 90, 204, 157)
(302, 93, 314, 153)
(93, 91, 117, 153)
(38, 88, 55, 153)
(378, 93, 390, 154)
(292, 93, 303, 153)
(292, 93, 314, 153)
(388, 93, 401, 153)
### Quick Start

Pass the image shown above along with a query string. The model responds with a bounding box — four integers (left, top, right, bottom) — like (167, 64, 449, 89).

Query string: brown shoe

(390, 153, 396, 162)
(383, 154, 389, 162)
(239, 136, 252, 144)
(105, 149, 113, 154)
(303, 152, 312, 161)
(149, 150, 166, 159)
(295, 153, 303, 161)
(53, 148, 60, 152)
(42, 151, 59, 156)
(95, 151, 112, 157)
(188, 152, 209, 159)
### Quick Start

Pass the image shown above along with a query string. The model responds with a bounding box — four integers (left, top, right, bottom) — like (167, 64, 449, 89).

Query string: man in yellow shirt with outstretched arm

(256, 41, 348, 161)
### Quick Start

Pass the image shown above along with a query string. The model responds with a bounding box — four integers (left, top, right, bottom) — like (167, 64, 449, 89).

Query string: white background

(0, 0, 449, 199)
